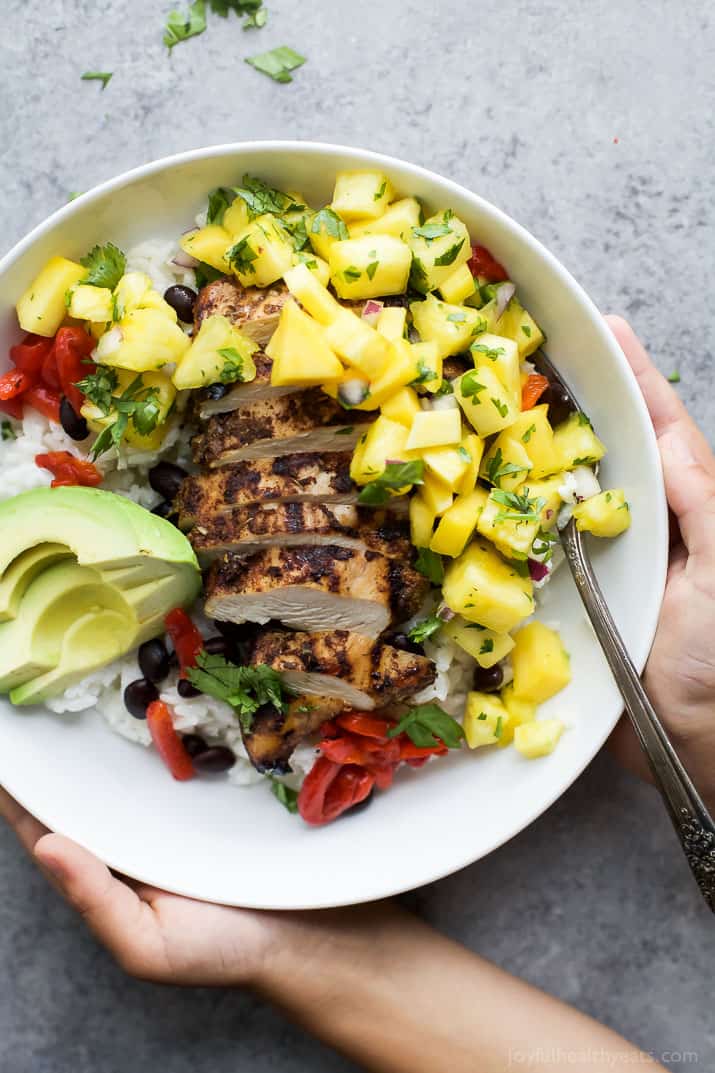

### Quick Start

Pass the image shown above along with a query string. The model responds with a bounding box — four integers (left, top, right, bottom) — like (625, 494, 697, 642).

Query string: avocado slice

(0, 487, 201, 702)
(0, 543, 73, 622)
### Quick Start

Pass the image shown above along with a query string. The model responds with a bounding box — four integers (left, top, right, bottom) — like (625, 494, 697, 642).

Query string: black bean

(164, 284, 197, 323)
(148, 461, 188, 501)
(124, 678, 159, 719)
(177, 677, 202, 698)
(386, 632, 423, 655)
(544, 382, 574, 426)
(182, 733, 209, 758)
(472, 663, 504, 693)
(138, 638, 171, 683)
(382, 294, 409, 308)
(205, 382, 228, 400)
(151, 500, 179, 525)
(203, 635, 229, 656)
(59, 397, 89, 441)
(193, 746, 236, 773)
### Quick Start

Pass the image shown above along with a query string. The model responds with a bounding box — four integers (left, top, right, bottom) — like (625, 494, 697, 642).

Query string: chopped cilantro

(491, 488, 545, 525)
(232, 174, 304, 219)
(460, 370, 487, 398)
(446, 311, 467, 323)
(164, 0, 207, 48)
(343, 265, 362, 282)
(387, 702, 464, 749)
(521, 423, 537, 444)
(491, 397, 509, 418)
(605, 492, 613, 503)
(407, 614, 443, 645)
(358, 460, 424, 506)
(434, 238, 465, 267)
(81, 71, 112, 90)
(472, 342, 505, 361)
(434, 379, 454, 396)
(412, 221, 452, 241)
(335, 426, 355, 435)
(479, 638, 494, 655)
(79, 369, 163, 459)
(374, 180, 387, 201)
(522, 325, 532, 338)
(187, 651, 288, 732)
(409, 257, 429, 291)
(572, 456, 598, 466)
(194, 261, 224, 289)
(494, 716, 503, 738)
(226, 235, 258, 274)
(245, 45, 306, 83)
(80, 242, 126, 289)
(410, 360, 438, 386)
(76, 366, 119, 415)
(1, 420, 16, 441)
(310, 206, 348, 241)
(457, 446, 471, 461)
(271, 780, 299, 813)
(365, 260, 379, 281)
(207, 187, 233, 225)
(576, 412, 592, 428)
(414, 547, 444, 585)
(217, 347, 247, 383)
(668, 370, 681, 383)
(242, 6, 267, 28)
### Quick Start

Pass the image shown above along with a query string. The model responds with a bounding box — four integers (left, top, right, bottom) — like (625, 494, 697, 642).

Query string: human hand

(0, 787, 274, 986)
(605, 316, 715, 811)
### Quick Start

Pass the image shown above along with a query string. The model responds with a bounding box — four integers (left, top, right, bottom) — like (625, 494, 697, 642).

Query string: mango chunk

(438, 263, 476, 305)
(410, 294, 485, 359)
(324, 308, 394, 381)
(497, 297, 545, 358)
(464, 691, 510, 748)
(442, 617, 513, 668)
(349, 416, 409, 486)
(406, 409, 461, 452)
(470, 333, 521, 405)
(375, 306, 407, 342)
(180, 225, 231, 273)
(329, 235, 411, 300)
(409, 494, 436, 549)
(430, 488, 488, 558)
(442, 540, 534, 633)
(409, 211, 471, 293)
(454, 365, 519, 438)
(514, 719, 565, 758)
(572, 489, 631, 537)
(381, 386, 421, 427)
(332, 170, 393, 221)
(228, 214, 294, 288)
(173, 314, 258, 391)
(283, 263, 343, 325)
(553, 412, 607, 470)
(421, 445, 471, 490)
(67, 284, 114, 323)
(265, 301, 343, 387)
(16, 257, 87, 337)
(511, 622, 571, 704)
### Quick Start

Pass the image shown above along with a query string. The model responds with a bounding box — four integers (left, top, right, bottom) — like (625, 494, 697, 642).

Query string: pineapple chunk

(511, 622, 571, 703)
(67, 284, 114, 323)
(349, 416, 409, 486)
(98, 310, 190, 372)
(520, 474, 565, 529)
(409, 211, 471, 293)
(113, 272, 156, 319)
(283, 263, 342, 326)
(365, 341, 418, 407)
(376, 306, 407, 342)
(572, 489, 631, 537)
(228, 214, 294, 287)
(332, 170, 393, 221)
(323, 308, 393, 381)
(348, 198, 421, 242)
(489, 405, 559, 479)
(136, 288, 178, 320)
(410, 294, 484, 359)
(81, 369, 176, 451)
(16, 257, 87, 337)
(430, 487, 489, 558)
(514, 719, 565, 758)
(442, 617, 514, 668)
(421, 472, 454, 516)
(308, 207, 347, 262)
(442, 540, 534, 633)
(464, 692, 510, 748)
(265, 301, 343, 388)
(380, 386, 421, 427)
(498, 297, 544, 358)
(329, 235, 411, 300)
(501, 683, 537, 726)
(406, 409, 461, 452)
(410, 341, 442, 393)
(222, 198, 250, 236)
(481, 436, 531, 492)
(454, 366, 519, 438)
(476, 489, 542, 559)
(291, 251, 331, 287)
(553, 412, 607, 470)
(457, 433, 485, 493)
(173, 314, 258, 390)
(470, 333, 521, 405)
(409, 494, 436, 548)
(438, 263, 476, 305)
(421, 445, 471, 490)
(180, 226, 231, 273)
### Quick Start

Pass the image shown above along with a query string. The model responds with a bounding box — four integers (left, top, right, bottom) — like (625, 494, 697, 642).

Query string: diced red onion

(495, 281, 516, 318)
(437, 603, 456, 622)
(528, 558, 550, 582)
(361, 300, 383, 326)
(171, 250, 200, 269)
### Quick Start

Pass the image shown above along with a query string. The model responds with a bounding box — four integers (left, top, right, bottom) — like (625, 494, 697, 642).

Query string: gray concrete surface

(0, 1, 713, 1070)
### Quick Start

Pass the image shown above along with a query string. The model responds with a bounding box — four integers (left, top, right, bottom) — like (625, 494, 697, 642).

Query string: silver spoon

(533, 349, 715, 912)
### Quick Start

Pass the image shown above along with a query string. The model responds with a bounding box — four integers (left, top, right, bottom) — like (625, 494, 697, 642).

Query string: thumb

(606, 315, 715, 568)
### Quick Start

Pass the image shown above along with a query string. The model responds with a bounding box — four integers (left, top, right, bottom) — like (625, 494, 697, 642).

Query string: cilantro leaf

(491, 397, 509, 418)
(434, 238, 465, 267)
(1, 420, 16, 441)
(80, 242, 126, 289)
(81, 71, 112, 90)
(283, 215, 310, 250)
(668, 370, 681, 383)
(226, 235, 258, 274)
(365, 260, 379, 281)
(217, 347, 246, 383)
(82, 369, 164, 459)
(186, 651, 287, 731)
(343, 265, 362, 282)
(232, 174, 304, 219)
(387, 702, 464, 750)
(491, 488, 545, 525)
(310, 206, 348, 241)
(357, 460, 424, 506)
(410, 359, 438, 386)
(485, 447, 528, 487)
(194, 261, 225, 289)
(414, 547, 444, 585)
(472, 342, 505, 360)
(412, 221, 452, 241)
(479, 638, 494, 655)
(521, 423, 536, 444)
(245, 45, 306, 83)
(207, 186, 234, 225)
(243, 7, 267, 28)
(75, 366, 119, 415)
(407, 614, 443, 645)
(164, 0, 207, 48)
(460, 369, 487, 398)
(271, 780, 299, 813)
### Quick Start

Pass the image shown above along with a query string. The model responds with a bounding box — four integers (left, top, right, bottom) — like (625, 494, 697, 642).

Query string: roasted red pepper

(0, 368, 34, 400)
(146, 700, 195, 782)
(35, 451, 102, 488)
(334, 712, 392, 741)
(468, 243, 509, 283)
(521, 373, 550, 411)
(0, 397, 24, 420)
(9, 334, 53, 378)
(54, 327, 95, 413)
(297, 756, 374, 826)
(165, 607, 204, 674)
(23, 385, 62, 423)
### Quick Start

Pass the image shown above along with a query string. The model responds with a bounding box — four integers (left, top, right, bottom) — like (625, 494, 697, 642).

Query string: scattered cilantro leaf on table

(245, 45, 306, 83)
(81, 71, 113, 89)
(164, 0, 207, 48)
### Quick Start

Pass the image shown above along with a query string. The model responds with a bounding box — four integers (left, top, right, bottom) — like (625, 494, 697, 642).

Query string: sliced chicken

(197, 351, 294, 419)
(205, 546, 428, 638)
(194, 277, 289, 346)
(188, 503, 411, 561)
(174, 452, 357, 527)
(192, 391, 372, 467)
(241, 693, 338, 774)
(253, 629, 436, 712)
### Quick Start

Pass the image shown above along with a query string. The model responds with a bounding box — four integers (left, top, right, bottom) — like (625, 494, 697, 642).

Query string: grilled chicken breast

(205, 546, 428, 638)
(194, 278, 289, 345)
(241, 694, 337, 774)
(175, 453, 357, 526)
(253, 629, 436, 712)
(192, 391, 372, 467)
(188, 503, 411, 561)
(197, 351, 295, 418)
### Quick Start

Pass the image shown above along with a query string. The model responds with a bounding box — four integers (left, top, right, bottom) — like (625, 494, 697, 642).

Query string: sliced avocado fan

(0, 486, 201, 705)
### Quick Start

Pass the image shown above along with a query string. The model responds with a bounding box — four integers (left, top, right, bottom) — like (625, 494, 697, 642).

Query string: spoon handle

(560, 519, 715, 912)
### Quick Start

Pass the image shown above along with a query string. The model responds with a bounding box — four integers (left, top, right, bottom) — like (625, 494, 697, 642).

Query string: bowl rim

(0, 141, 669, 907)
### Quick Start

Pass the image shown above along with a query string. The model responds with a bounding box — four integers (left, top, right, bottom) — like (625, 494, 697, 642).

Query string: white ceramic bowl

(0, 142, 667, 909)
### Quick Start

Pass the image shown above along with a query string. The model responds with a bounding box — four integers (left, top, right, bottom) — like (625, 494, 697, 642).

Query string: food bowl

(0, 142, 668, 908)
